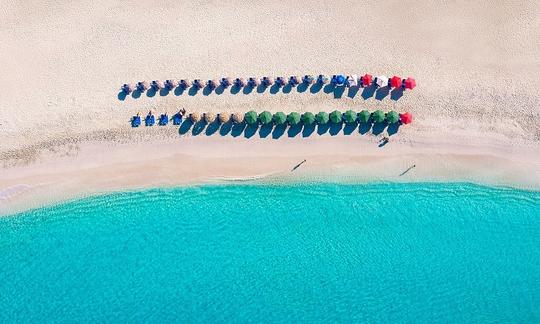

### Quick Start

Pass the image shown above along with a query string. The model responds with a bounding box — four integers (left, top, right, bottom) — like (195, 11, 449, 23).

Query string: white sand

(1, 1, 539, 214)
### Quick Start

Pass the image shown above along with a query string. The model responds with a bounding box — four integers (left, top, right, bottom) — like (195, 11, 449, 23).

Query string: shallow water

(1, 182, 539, 323)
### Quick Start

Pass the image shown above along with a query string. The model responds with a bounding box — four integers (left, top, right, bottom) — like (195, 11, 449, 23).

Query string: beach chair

(172, 114, 182, 125)
(131, 115, 141, 127)
(159, 114, 169, 126)
(145, 113, 155, 126)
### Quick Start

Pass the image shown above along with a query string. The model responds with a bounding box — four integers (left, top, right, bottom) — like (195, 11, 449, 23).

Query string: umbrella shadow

(390, 88, 404, 101)
(215, 85, 225, 95)
(118, 91, 127, 101)
(174, 87, 185, 96)
(188, 87, 199, 96)
(287, 124, 302, 137)
(297, 83, 309, 93)
(282, 84, 292, 94)
(147, 88, 157, 97)
(269, 84, 281, 94)
(372, 122, 387, 135)
(387, 123, 400, 136)
(205, 120, 220, 135)
(159, 88, 170, 96)
(343, 122, 357, 135)
(230, 85, 241, 95)
(310, 83, 323, 94)
(317, 123, 329, 135)
(132, 90, 142, 99)
(219, 121, 233, 136)
(375, 87, 389, 100)
(329, 123, 343, 136)
(179, 119, 193, 135)
(323, 84, 335, 94)
(347, 86, 360, 98)
(333, 86, 346, 99)
(302, 124, 316, 137)
(256, 84, 267, 94)
(272, 124, 287, 139)
(203, 86, 214, 96)
(243, 86, 254, 95)
(259, 124, 273, 138)
(244, 124, 259, 138)
(231, 123, 246, 137)
(361, 84, 377, 100)
(359, 122, 372, 135)
(192, 121, 206, 135)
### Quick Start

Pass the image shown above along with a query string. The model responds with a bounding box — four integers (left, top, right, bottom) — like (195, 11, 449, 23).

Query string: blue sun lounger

(131, 115, 141, 127)
(145, 114, 155, 126)
(159, 114, 169, 126)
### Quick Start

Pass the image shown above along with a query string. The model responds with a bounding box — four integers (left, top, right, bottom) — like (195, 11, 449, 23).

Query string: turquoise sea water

(0, 182, 539, 323)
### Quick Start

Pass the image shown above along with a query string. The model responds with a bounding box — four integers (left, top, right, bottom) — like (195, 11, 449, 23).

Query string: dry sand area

(0, 1, 539, 213)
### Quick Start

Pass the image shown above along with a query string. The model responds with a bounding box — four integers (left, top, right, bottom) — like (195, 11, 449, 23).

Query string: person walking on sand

(291, 159, 307, 172)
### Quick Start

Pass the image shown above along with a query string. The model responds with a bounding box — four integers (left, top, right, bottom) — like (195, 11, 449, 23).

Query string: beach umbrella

(315, 111, 329, 124)
(329, 110, 342, 124)
(375, 76, 388, 87)
(333, 75, 346, 86)
(204, 112, 216, 123)
(287, 112, 301, 125)
(399, 112, 413, 124)
(404, 77, 416, 90)
(165, 79, 178, 89)
(317, 74, 329, 84)
(301, 112, 316, 125)
(235, 78, 246, 87)
(193, 79, 204, 89)
(390, 76, 402, 88)
(361, 74, 373, 87)
(232, 113, 244, 124)
(180, 79, 192, 88)
(386, 111, 400, 124)
(152, 80, 165, 90)
(245, 111, 258, 125)
(218, 113, 230, 123)
(346, 75, 358, 87)
(303, 75, 315, 84)
(259, 111, 273, 125)
(358, 110, 371, 123)
(372, 110, 385, 123)
(273, 112, 287, 125)
(190, 112, 201, 122)
(121, 83, 135, 94)
(248, 77, 260, 87)
(275, 77, 286, 86)
(220, 77, 232, 88)
(262, 77, 274, 86)
(206, 79, 218, 89)
(343, 110, 357, 123)
(137, 81, 150, 92)
(289, 76, 301, 86)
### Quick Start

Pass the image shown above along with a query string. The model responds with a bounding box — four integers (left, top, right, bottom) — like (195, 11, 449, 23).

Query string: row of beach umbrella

(132, 110, 412, 127)
(121, 74, 416, 94)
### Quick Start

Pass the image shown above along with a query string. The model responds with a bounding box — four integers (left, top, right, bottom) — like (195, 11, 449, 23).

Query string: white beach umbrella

(375, 76, 388, 87)
(347, 75, 358, 87)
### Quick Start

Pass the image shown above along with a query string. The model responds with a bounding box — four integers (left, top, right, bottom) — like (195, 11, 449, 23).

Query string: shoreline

(1, 130, 539, 216)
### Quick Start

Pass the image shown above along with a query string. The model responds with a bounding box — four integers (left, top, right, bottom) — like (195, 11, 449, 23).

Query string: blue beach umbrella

(335, 75, 346, 85)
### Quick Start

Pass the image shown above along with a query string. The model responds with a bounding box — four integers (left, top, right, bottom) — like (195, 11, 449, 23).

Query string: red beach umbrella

(390, 76, 402, 88)
(362, 74, 373, 87)
(399, 112, 413, 124)
(404, 77, 416, 90)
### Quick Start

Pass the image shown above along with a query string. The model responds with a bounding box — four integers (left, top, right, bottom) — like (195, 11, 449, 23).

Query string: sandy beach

(1, 0, 539, 215)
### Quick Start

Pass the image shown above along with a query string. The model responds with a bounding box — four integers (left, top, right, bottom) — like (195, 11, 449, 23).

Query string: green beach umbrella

(301, 112, 315, 125)
(358, 110, 371, 123)
(329, 110, 342, 124)
(245, 110, 258, 125)
(343, 110, 357, 123)
(315, 111, 329, 124)
(372, 110, 385, 123)
(259, 111, 273, 125)
(273, 112, 287, 125)
(287, 112, 301, 125)
(386, 111, 399, 124)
